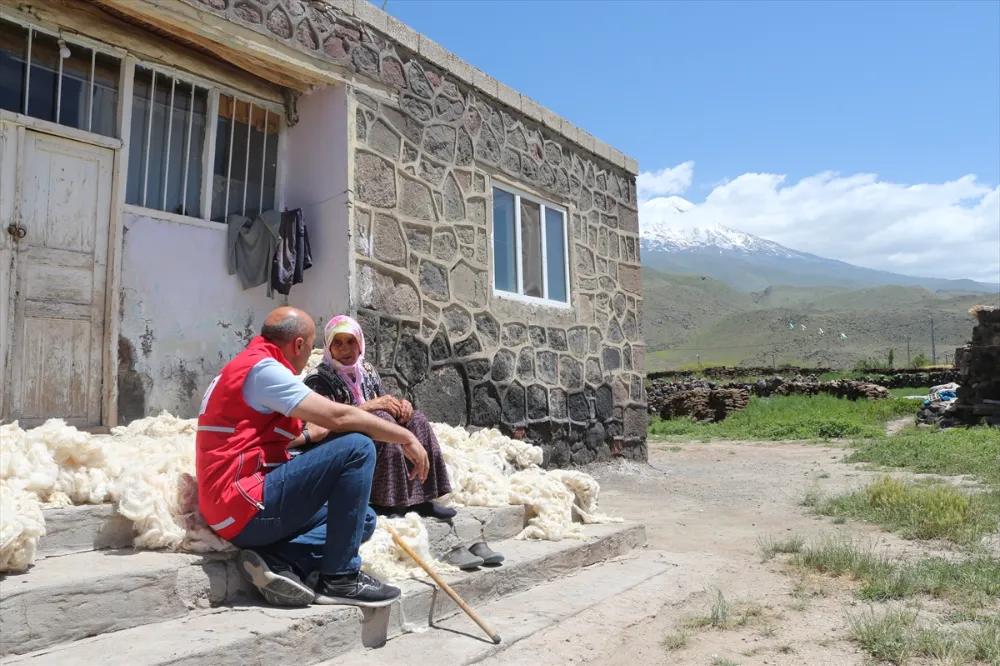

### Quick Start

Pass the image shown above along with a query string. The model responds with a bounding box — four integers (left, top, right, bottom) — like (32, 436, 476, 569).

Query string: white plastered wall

(282, 84, 351, 331)
(117, 212, 282, 422)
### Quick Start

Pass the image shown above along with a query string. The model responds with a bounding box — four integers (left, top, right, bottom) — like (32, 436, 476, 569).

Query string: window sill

(493, 289, 572, 310)
(123, 204, 227, 231)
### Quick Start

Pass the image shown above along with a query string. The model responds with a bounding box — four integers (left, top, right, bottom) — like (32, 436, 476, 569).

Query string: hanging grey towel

(227, 211, 282, 295)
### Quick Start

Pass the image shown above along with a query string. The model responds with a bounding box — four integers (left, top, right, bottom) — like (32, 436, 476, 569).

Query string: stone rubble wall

(648, 376, 890, 418)
(182, 1, 647, 463)
(657, 388, 751, 423)
(952, 308, 1000, 426)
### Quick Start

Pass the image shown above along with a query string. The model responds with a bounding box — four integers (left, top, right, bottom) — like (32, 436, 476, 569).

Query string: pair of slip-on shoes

(440, 541, 504, 571)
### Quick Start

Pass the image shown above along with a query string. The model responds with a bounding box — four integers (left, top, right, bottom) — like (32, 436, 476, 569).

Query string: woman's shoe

(468, 541, 504, 566)
(414, 501, 457, 520)
(441, 546, 484, 571)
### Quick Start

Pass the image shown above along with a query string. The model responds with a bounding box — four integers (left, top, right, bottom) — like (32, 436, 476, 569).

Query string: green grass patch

(887, 387, 930, 399)
(710, 658, 740, 666)
(683, 590, 765, 630)
(662, 630, 689, 651)
(817, 475, 1000, 546)
(792, 536, 1000, 606)
(650, 394, 920, 442)
(847, 427, 1000, 486)
(848, 607, 1000, 665)
(758, 533, 805, 561)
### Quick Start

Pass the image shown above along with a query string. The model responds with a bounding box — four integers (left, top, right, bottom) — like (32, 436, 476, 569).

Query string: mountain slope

(640, 196, 998, 292)
(641, 268, 992, 371)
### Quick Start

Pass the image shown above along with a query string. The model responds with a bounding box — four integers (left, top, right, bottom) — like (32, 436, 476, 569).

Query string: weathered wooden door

(0, 123, 16, 418)
(2, 128, 114, 427)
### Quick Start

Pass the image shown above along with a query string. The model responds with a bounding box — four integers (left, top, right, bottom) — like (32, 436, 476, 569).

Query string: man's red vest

(195, 336, 303, 540)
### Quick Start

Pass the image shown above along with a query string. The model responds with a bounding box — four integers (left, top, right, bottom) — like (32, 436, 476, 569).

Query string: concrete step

(0, 505, 525, 657)
(35, 504, 524, 560)
(5, 522, 645, 666)
(321, 548, 692, 666)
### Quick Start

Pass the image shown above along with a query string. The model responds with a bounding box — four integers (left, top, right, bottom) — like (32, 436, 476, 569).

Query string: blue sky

(383, 1, 1000, 282)
(383, 0, 999, 193)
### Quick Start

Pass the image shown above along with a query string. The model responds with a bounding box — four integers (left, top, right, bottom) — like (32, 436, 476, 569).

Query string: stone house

(0, 0, 647, 464)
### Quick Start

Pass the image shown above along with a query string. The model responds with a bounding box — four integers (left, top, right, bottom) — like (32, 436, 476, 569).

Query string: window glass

(56, 41, 92, 131)
(212, 96, 279, 221)
(545, 207, 567, 302)
(26, 30, 59, 123)
(0, 20, 120, 137)
(126, 67, 208, 216)
(520, 199, 543, 298)
(492, 188, 517, 293)
(0, 20, 28, 114)
(492, 185, 569, 305)
(89, 52, 120, 138)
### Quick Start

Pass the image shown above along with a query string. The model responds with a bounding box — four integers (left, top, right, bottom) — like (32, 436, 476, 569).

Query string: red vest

(195, 336, 303, 540)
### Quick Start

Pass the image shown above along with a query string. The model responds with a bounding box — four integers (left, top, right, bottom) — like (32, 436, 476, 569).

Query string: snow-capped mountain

(640, 196, 801, 258)
(639, 196, 995, 293)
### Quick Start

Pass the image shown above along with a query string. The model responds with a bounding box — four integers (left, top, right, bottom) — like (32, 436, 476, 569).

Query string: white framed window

(124, 64, 282, 224)
(0, 15, 122, 138)
(492, 181, 570, 307)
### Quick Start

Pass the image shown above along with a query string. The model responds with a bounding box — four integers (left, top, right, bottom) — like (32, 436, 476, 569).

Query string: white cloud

(636, 161, 694, 200)
(639, 164, 1000, 284)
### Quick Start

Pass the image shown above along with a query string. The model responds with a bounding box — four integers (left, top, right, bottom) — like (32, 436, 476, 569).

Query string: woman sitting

(303, 315, 456, 520)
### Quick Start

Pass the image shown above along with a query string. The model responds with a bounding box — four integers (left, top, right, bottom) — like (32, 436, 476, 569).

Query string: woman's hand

(362, 395, 402, 418)
(400, 432, 429, 482)
(397, 399, 414, 424)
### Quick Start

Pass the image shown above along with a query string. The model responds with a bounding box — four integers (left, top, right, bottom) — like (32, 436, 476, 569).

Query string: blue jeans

(229, 432, 377, 577)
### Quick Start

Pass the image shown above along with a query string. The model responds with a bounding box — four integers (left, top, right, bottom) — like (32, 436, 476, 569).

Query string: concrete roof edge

(341, 1, 638, 175)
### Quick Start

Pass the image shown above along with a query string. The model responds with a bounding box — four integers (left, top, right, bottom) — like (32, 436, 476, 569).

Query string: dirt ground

(546, 440, 962, 666)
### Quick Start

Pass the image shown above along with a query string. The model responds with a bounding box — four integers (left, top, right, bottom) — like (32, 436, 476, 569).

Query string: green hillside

(641, 268, 994, 371)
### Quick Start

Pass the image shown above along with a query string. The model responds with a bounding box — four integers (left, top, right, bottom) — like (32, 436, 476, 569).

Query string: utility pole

(930, 318, 936, 366)
(772, 352, 776, 369)
(906, 336, 910, 368)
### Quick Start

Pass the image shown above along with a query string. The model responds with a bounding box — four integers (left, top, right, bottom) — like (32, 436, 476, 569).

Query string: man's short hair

(261, 316, 308, 345)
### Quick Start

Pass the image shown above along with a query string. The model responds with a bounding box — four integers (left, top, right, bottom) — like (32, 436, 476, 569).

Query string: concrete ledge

(35, 504, 524, 560)
(6, 522, 645, 666)
(38, 505, 134, 559)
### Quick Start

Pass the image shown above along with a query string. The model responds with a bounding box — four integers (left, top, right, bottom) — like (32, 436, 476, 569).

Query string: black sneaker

(237, 550, 316, 607)
(313, 571, 401, 607)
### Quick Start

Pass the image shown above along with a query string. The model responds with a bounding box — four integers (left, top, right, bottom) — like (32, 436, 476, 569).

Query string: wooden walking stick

(383, 523, 502, 645)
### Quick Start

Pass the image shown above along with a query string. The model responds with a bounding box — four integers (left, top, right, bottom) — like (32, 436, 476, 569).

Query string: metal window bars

(137, 67, 207, 217)
(221, 95, 272, 221)
(16, 23, 117, 134)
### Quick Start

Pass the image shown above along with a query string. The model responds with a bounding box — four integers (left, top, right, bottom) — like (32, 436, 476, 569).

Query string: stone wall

(952, 308, 1000, 426)
(181, 0, 647, 463)
(348, 67, 645, 466)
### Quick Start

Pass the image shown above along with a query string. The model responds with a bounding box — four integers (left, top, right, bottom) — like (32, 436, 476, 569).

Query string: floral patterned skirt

(369, 409, 452, 509)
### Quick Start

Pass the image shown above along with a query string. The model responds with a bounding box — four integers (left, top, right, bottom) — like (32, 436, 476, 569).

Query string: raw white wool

(0, 482, 45, 573)
(297, 348, 325, 379)
(359, 513, 457, 581)
(1, 413, 618, 577)
(431, 424, 621, 542)
(109, 413, 232, 554)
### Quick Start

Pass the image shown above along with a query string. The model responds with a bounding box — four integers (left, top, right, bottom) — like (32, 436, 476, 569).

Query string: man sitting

(196, 306, 429, 607)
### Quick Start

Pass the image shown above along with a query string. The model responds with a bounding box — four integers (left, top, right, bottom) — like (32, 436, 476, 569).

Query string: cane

(383, 523, 502, 645)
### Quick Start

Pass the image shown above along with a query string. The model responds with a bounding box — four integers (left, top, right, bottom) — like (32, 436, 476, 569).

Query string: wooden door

(3, 129, 114, 427)
(0, 123, 15, 417)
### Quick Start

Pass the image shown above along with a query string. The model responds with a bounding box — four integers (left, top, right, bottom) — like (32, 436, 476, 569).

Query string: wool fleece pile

(0, 414, 620, 579)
